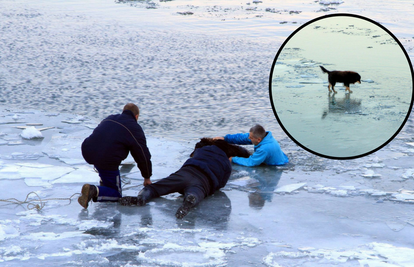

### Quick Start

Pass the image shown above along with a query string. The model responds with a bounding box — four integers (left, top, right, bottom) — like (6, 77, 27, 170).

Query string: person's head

(249, 124, 266, 145)
(123, 103, 140, 121)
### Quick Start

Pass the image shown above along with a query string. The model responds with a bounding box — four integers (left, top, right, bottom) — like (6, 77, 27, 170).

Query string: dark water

(1, 0, 412, 144)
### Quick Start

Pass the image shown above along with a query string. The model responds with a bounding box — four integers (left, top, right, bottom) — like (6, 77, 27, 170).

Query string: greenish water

(271, 15, 413, 158)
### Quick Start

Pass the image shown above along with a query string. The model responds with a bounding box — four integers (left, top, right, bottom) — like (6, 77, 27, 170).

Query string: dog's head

(351, 72, 361, 84)
(190, 138, 250, 158)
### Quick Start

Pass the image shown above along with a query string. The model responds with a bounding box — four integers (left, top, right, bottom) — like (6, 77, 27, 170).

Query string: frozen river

(1, 0, 414, 266)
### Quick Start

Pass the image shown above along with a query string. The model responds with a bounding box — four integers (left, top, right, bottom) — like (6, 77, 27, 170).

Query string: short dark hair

(123, 103, 139, 117)
(249, 124, 266, 139)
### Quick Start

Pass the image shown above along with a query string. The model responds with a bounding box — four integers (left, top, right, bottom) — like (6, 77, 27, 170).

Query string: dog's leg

(345, 86, 352, 93)
(328, 84, 332, 92)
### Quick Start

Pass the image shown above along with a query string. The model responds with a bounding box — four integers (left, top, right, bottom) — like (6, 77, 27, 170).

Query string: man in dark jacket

(119, 145, 231, 219)
(78, 103, 152, 209)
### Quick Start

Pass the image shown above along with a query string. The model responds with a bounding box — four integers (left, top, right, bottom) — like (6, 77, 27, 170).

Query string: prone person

(78, 103, 152, 209)
(214, 124, 288, 167)
(119, 139, 250, 219)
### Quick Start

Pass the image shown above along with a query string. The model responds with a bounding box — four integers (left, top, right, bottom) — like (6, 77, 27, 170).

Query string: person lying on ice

(214, 124, 289, 167)
(118, 139, 248, 219)
(78, 103, 152, 209)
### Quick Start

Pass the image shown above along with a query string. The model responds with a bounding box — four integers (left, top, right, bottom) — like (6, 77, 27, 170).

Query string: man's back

(81, 109, 152, 178)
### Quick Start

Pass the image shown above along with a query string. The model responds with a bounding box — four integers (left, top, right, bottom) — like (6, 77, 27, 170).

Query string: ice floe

(0, 163, 74, 181)
(274, 183, 306, 193)
(263, 242, 414, 266)
(318, 0, 344, 5)
(361, 169, 382, 178)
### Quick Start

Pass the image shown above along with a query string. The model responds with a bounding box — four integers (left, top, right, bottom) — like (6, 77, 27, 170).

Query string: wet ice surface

(1, 0, 414, 266)
(1, 110, 414, 266)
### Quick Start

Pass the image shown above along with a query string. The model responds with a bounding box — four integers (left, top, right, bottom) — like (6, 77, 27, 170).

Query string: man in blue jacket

(215, 124, 288, 167)
(78, 103, 152, 209)
(119, 144, 232, 219)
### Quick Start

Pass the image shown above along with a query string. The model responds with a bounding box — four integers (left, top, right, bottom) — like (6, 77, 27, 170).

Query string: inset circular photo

(270, 13, 413, 159)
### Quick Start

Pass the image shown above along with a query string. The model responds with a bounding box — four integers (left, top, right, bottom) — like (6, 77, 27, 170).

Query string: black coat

(183, 145, 231, 193)
(81, 110, 152, 178)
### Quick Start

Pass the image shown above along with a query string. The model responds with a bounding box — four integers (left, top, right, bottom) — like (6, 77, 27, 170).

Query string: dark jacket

(183, 145, 231, 193)
(81, 110, 152, 178)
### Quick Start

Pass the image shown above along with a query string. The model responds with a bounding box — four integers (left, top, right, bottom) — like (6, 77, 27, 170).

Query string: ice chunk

(228, 176, 251, 187)
(402, 169, 414, 179)
(274, 183, 306, 193)
(362, 79, 375, 83)
(371, 190, 389, 197)
(0, 163, 74, 181)
(52, 166, 97, 184)
(20, 126, 44, 139)
(364, 163, 385, 168)
(77, 220, 114, 231)
(329, 190, 348, 197)
(307, 185, 326, 193)
(61, 120, 82, 124)
(58, 158, 85, 165)
(0, 223, 20, 241)
(339, 185, 357, 190)
(391, 192, 414, 203)
(319, 0, 344, 5)
(361, 169, 382, 178)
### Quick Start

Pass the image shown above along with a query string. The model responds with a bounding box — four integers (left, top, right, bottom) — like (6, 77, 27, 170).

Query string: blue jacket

(82, 110, 152, 178)
(224, 131, 288, 167)
(183, 145, 232, 193)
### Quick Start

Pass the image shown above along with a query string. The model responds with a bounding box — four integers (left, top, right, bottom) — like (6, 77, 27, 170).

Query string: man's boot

(78, 184, 97, 209)
(175, 194, 197, 219)
(137, 187, 153, 206)
(118, 196, 138, 206)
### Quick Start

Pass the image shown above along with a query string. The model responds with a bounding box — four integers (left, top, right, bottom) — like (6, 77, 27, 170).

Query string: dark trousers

(146, 165, 211, 205)
(94, 167, 122, 202)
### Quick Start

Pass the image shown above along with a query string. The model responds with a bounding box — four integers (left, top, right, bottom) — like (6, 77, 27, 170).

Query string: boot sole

(78, 184, 91, 209)
(119, 196, 138, 206)
(176, 194, 197, 219)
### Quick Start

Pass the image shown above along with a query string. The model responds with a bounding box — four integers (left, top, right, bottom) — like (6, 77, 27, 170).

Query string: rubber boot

(78, 184, 97, 209)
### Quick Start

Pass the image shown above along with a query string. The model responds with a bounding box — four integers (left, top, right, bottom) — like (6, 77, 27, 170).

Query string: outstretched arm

(232, 149, 267, 167)
(224, 133, 252, 145)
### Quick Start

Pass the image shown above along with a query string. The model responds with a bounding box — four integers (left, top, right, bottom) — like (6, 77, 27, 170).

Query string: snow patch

(20, 126, 43, 139)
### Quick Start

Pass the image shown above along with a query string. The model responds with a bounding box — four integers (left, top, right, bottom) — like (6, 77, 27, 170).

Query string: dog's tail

(320, 66, 330, 73)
